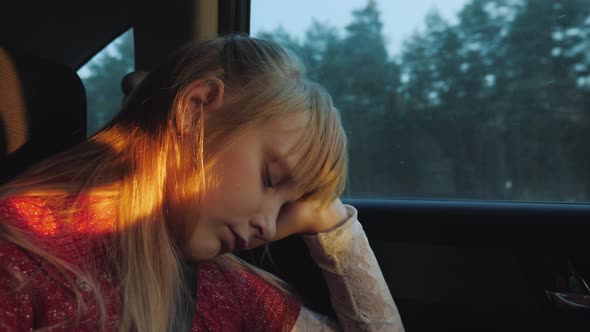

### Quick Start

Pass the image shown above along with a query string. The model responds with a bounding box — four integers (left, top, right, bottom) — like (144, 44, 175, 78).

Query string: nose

(250, 200, 280, 242)
(249, 215, 275, 242)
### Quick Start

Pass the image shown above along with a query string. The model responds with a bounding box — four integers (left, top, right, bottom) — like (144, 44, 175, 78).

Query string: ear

(181, 77, 224, 111)
(175, 77, 224, 134)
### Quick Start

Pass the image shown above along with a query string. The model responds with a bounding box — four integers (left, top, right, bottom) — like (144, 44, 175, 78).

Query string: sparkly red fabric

(0, 195, 300, 331)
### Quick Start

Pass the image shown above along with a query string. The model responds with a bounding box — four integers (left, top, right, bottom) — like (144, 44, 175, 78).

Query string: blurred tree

(334, 0, 398, 196)
(501, 0, 590, 200)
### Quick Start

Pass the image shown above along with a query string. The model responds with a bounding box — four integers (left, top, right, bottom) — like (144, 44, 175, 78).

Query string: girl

(0, 35, 403, 331)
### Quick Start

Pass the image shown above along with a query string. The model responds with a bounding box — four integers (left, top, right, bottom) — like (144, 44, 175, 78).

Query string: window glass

(252, 0, 590, 202)
(78, 29, 134, 136)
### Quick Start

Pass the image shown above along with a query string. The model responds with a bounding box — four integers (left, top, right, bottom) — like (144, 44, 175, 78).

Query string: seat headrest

(121, 70, 149, 97)
(0, 47, 87, 183)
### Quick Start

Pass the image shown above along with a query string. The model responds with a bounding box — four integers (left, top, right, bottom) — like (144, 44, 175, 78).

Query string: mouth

(220, 227, 235, 253)
(228, 227, 247, 251)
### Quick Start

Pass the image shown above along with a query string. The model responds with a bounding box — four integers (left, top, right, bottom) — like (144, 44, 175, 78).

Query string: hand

(273, 198, 350, 241)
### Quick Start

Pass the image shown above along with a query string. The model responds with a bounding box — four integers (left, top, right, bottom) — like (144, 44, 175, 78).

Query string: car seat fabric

(0, 47, 86, 183)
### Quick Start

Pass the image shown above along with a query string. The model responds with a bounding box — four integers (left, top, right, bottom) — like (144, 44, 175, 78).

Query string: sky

(251, 0, 469, 56)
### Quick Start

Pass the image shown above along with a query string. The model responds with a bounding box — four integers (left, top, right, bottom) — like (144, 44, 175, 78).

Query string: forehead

(260, 111, 311, 164)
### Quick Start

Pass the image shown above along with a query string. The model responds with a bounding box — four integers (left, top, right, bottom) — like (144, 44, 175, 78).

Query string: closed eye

(263, 163, 274, 188)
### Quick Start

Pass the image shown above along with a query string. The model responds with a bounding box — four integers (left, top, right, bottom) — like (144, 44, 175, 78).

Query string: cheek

(184, 221, 221, 261)
(165, 186, 199, 243)
(203, 160, 262, 215)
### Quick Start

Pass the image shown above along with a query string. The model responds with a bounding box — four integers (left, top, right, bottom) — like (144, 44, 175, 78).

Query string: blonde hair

(0, 34, 347, 332)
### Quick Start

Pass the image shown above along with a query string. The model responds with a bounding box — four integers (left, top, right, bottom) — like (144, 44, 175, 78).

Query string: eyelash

(263, 163, 274, 188)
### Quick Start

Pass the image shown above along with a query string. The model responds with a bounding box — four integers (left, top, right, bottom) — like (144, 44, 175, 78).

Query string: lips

(220, 227, 235, 253)
(228, 227, 247, 251)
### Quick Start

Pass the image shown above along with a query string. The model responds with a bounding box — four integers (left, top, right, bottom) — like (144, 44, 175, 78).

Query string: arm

(292, 204, 404, 332)
(291, 306, 341, 331)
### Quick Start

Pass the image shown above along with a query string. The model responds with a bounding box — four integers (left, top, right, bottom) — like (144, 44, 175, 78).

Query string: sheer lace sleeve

(292, 205, 404, 332)
(291, 306, 340, 332)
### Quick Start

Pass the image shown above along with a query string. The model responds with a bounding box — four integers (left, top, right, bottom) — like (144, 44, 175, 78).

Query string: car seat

(0, 47, 86, 183)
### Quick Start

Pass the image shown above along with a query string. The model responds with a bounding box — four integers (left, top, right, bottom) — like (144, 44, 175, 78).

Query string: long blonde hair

(0, 34, 348, 332)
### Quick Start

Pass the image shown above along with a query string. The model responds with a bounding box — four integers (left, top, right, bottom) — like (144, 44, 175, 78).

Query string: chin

(183, 243, 220, 262)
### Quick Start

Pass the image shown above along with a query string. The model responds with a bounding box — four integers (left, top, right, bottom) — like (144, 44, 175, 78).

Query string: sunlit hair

(0, 34, 347, 332)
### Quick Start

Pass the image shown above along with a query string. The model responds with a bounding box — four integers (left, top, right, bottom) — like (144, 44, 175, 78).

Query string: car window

(78, 29, 134, 136)
(251, 0, 590, 202)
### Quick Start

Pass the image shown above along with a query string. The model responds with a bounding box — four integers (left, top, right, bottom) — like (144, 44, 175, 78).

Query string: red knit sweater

(0, 195, 300, 331)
